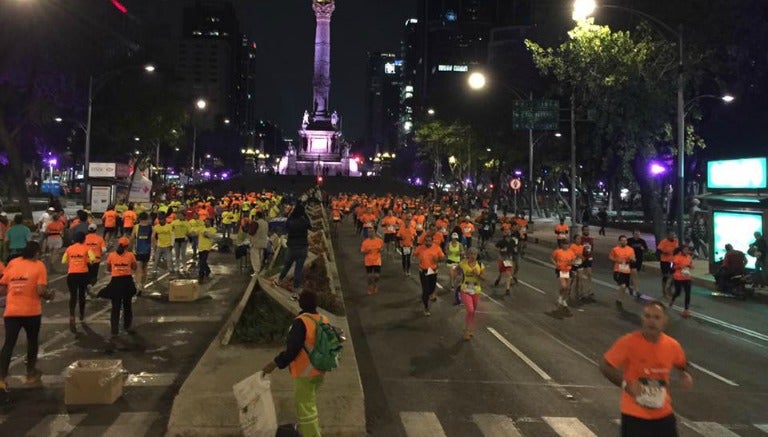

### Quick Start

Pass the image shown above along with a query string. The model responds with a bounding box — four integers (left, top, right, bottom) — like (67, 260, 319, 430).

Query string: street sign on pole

(512, 100, 559, 131)
(509, 178, 522, 191)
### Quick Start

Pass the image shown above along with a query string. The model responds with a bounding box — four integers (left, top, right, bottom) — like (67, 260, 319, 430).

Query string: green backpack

(301, 315, 343, 372)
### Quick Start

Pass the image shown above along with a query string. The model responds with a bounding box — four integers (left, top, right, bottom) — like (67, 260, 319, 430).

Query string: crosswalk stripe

(7, 372, 177, 389)
(400, 412, 447, 437)
(25, 413, 87, 437)
(755, 424, 768, 433)
(472, 414, 522, 437)
(685, 421, 741, 436)
(543, 417, 597, 437)
(102, 412, 161, 437)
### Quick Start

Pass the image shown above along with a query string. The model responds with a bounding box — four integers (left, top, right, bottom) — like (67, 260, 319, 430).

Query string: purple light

(649, 161, 667, 176)
(514, 170, 523, 176)
(47, 158, 58, 167)
(203, 171, 211, 177)
(221, 172, 229, 179)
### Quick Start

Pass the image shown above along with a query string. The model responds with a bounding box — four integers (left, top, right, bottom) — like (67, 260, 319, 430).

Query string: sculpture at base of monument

(341, 142, 350, 159)
(331, 111, 339, 129)
(302, 110, 310, 128)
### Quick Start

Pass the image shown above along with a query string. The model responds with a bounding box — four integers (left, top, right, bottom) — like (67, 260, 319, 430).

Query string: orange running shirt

(360, 237, 385, 266)
(46, 220, 64, 236)
(610, 246, 636, 272)
(85, 233, 106, 262)
(122, 210, 137, 228)
(0, 258, 47, 317)
(107, 251, 136, 277)
(381, 216, 399, 234)
(552, 248, 576, 271)
(102, 210, 118, 228)
(657, 239, 679, 263)
(672, 254, 693, 281)
(604, 332, 686, 420)
(397, 227, 416, 247)
(64, 243, 93, 274)
(414, 244, 445, 270)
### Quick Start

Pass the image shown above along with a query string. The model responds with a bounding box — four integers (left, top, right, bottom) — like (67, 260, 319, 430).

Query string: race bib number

(583, 244, 591, 252)
(440, 227, 447, 234)
(618, 263, 630, 273)
(464, 283, 477, 295)
(635, 380, 667, 409)
(416, 224, 423, 230)
(483, 225, 490, 231)
(503, 260, 514, 268)
(512, 237, 519, 245)
(681, 268, 691, 277)
(426, 268, 436, 276)
(574, 258, 583, 267)
(463, 227, 472, 234)
(559, 270, 571, 279)
(387, 226, 395, 232)
(402, 247, 412, 255)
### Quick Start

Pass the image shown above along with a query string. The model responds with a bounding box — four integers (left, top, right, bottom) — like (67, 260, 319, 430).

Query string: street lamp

(196, 99, 207, 110)
(467, 72, 487, 90)
(573, 0, 687, 239)
(190, 98, 207, 183)
(427, 108, 436, 116)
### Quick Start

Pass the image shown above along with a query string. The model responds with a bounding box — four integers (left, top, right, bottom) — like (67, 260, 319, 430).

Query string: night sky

(233, 0, 416, 141)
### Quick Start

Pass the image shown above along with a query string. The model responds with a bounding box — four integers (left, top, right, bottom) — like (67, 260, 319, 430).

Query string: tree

(414, 119, 481, 191)
(526, 20, 706, 240)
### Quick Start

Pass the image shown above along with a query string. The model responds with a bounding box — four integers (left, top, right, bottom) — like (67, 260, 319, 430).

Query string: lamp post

(190, 98, 207, 184)
(573, 0, 686, 238)
(83, 63, 155, 206)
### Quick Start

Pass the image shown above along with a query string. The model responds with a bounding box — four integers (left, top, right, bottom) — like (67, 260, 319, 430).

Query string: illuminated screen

(707, 157, 767, 189)
(712, 211, 763, 269)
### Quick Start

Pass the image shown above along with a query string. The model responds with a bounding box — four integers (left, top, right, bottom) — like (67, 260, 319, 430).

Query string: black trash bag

(275, 424, 301, 437)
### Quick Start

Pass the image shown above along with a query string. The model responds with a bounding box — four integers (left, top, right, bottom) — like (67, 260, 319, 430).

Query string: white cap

(451, 232, 459, 239)
(464, 215, 471, 220)
(88, 223, 97, 231)
(47, 207, 55, 211)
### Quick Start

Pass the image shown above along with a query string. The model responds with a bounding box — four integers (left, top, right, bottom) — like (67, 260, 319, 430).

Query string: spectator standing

(274, 203, 312, 299)
(6, 215, 31, 261)
(249, 211, 269, 276)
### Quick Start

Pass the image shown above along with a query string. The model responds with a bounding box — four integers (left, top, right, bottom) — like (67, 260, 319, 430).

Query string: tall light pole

(83, 63, 155, 206)
(573, 0, 685, 237)
(190, 98, 207, 184)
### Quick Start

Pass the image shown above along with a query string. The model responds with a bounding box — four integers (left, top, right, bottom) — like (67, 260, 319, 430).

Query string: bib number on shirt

(559, 270, 571, 279)
(618, 263, 630, 273)
(464, 283, 477, 295)
(426, 268, 436, 276)
(635, 380, 667, 409)
(681, 268, 691, 277)
(573, 258, 583, 267)
(387, 226, 395, 232)
(463, 227, 472, 234)
(401, 247, 412, 255)
(503, 260, 514, 268)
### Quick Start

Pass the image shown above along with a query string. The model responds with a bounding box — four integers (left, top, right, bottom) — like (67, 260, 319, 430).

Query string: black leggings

(0, 315, 42, 378)
(672, 280, 692, 309)
(401, 252, 412, 271)
(419, 270, 437, 309)
(621, 413, 677, 437)
(67, 273, 90, 318)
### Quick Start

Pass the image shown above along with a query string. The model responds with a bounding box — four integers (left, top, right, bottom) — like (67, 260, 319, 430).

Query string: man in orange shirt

(102, 205, 119, 247)
(360, 232, 384, 295)
(360, 207, 377, 239)
(62, 232, 96, 332)
(0, 241, 53, 391)
(397, 219, 416, 276)
(414, 235, 445, 316)
(380, 210, 400, 257)
(551, 239, 576, 309)
(122, 204, 138, 237)
(610, 235, 637, 309)
(554, 216, 569, 242)
(85, 224, 107, 288)
(459, 216, 475, 248)
(657, 231, 679, 298)
(601, 301, 692, 436)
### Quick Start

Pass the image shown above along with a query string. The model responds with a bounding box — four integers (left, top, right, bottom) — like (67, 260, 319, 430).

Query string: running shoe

(423, 309, 431, 316)
(25, 369, 42, 385)
(681, 309, 691, 318)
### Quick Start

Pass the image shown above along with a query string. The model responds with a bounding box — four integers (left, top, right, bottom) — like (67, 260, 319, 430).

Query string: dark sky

(233, 0, 417, 141)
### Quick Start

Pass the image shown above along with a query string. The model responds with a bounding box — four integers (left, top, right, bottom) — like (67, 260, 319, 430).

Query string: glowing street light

(721, 94, 735, 103)
(572, 0, 597, 21)
(555, 132, 563, 137)
(144, 64, 156, 73)
(467, 72, 487, 90)
(648, 161, 668, 176)
(196, 98, 207, 110)
(134, 137, 140, 142)
(224, 118, 231, 124)
(427, 108, 436, 116)
(54, 117, 63, 123)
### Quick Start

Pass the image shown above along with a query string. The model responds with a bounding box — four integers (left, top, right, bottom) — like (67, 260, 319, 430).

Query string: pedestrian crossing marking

(101, 412, 160, 437)
(472, 413, 522, 437)
(755, 424, 768, 433)
(7, 372, 178, 389)
(542, 416, 598, 437)
(685, 421, 741, 437)
(400, 411, 447, 437)
(25, 413, 87, 437)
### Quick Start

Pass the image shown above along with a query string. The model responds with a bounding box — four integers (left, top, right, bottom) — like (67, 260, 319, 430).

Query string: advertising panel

(712, 211, 763, 269)
(90, 186, 112, 214)
(707, 157, 767, 190)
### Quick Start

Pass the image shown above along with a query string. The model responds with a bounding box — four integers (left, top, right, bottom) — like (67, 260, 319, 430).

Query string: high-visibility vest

(289, 313, 328, 378)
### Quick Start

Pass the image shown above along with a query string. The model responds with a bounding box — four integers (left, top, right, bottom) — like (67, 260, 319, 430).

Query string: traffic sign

(510, 178, 522, 190)
(512, 99, 559, 131)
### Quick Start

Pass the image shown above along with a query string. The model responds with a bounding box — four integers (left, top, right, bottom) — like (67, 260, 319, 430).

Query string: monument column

(312, 0, 335, 120)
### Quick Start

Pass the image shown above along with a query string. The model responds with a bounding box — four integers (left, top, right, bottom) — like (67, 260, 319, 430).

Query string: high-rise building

(237, 35, 259, 136)
(176, 0, 241, 129)
(366, 52, 403, 155)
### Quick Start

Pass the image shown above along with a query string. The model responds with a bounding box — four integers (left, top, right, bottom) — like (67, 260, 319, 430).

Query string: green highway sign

(512, 99, 559, 131)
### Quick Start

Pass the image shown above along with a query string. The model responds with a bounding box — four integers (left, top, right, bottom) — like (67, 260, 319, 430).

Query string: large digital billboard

(712, 211, 763, 269)
(707, 157, 767, 190)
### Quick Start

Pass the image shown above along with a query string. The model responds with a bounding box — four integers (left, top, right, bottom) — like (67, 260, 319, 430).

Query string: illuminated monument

(280, 0, 360, 176)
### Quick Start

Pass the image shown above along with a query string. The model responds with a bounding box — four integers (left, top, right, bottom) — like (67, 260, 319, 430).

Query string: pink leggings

(461, 292, 481, 326)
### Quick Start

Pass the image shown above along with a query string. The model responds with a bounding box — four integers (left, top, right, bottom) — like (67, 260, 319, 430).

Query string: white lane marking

(689, 361, 739, 386)
(483, 293, 506, 308)
(487, 327, 552, 381)
(526, 323, 599, 367)
(8, 372, 178, 389)
(684, 421, 741, 437)
(101, 412, 161, 437)
(754, 424, 768, 433)
(43, 315, 220, 325)
(525, 254, 768, 344)
(517, 279, 547, 295)
(400, 411, 447, 437)
(25, 413, 87, 436)
(472, 413, 522, 437)
(542, 417, 597, 437)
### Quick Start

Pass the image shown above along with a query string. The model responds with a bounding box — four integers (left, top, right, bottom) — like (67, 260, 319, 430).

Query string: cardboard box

(169, 279, 200, 302)
(64, 360, 124, 405)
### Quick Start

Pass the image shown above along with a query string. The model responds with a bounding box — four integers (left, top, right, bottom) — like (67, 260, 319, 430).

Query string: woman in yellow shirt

(459, 247, 485, 340)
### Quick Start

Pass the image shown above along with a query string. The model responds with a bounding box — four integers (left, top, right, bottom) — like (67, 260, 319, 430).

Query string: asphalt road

(335, 220, 768, 437)
(0, 248, 250, 436)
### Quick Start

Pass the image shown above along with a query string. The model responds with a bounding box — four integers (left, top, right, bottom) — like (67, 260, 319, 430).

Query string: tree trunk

(0, 118, 33, 220)
(633, 154, 666, 243)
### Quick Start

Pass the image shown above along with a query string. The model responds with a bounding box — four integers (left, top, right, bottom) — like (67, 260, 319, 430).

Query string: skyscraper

(366, 52, 403, 155)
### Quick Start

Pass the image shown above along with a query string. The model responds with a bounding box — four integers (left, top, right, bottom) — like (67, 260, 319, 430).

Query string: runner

(100, 237, 137, 337)
(197, 218, 218, 283)
(396, 219, 416, 277)
(0, 242, 53, 392)
(657, 231, 679, 299)
(669, 246, 694, 318)
(569, 234, 585, 300)
(62, 232, 96, 333)
(446, 233, 464, 305)
(380, 210, 399, 258)
(84, 223, 107, 290)
(580, 225, 595, 298)
(601, 300, 692, 436)
(360, 231, 385, 295)
(152, 213, 175, 276)
(554, 216, 569, 242)
(610, 235, 637, 309)
(102, 205, 119, 247)
(627, 230, 649, 296)
(172, 214, 190, 270)
(122, 203, 137, 237)
(459, 216, 475, 248)
(494, 229, 518, 296)
(414, 234, 445, 316)
(459, 247, 485, 340)
(551, 239, 576, 309)
(43, 213, 65, 268)
(131, 212, 153, 295)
